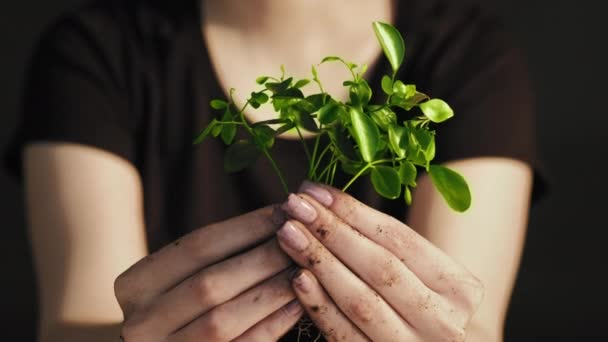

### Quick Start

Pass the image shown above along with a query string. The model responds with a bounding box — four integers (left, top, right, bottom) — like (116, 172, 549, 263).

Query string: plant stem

(236, 98, 289, 194)
(342, 163, 372, 192)
(311, 144, 333, 181)
(217, 121, 246, 125)
(341, 159, 396, 192)
(262, 148, 289, 194)
(329, 155, 338, 186)
(251, 118, 290, 127)
(308, 128, 323, 179)
(294, 126, 312, 167)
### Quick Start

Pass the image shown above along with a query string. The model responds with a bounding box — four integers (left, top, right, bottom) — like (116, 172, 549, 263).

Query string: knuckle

(443, 272, 485, 313)
(443, 323, 467, 342)
(368, 257, 402, 288)
(310, 211, 339, 243)
(183, 228, 211, 261)
(120, 315, 147, 342)
(414, 291, 436, 312)
(114, 271, 130, 303)
(202, 310, 228, 341)
(114, 271, 139, 313)
(432, 310, 467, 342)
(345, 296, 375, 323)
(457, 273, 485, 313)
(193, 274, 221, 307)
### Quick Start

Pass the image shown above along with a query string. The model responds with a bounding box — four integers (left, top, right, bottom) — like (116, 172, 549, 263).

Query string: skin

(23, 0, 534, 341)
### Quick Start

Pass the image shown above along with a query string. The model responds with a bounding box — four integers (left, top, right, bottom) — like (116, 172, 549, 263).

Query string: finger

(292, 269, 369, 342)
(115, 205, 285, 313)
(121, 239, 291, 339)
(168, 269, 295, 342)
(233, 300, 304, 342)
(299, 181, 483, 310)
(277, 220, 418, 341)
(283, 194, 464, 341)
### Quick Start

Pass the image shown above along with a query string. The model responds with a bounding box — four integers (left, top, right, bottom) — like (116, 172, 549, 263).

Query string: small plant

(194, 22, 471, 212)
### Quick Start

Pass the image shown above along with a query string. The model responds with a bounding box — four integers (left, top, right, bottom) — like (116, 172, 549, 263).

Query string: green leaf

(370, 107, 397, 131)
(250, 91, 268, 109)
(372, 21, 406, 75)
(266, 77, 293, 94)
(321, 56, 342, 63)
(371, 165, 401, 199)
(419, 99, 454, 123)
(428, 165, 471, 212)
(390, 91, 429, 111)
(211, 123, 223, 137)
(387, 124, 408, 158)
(404, 186, 412, 205)
(253, 125, 276, 149)
(256, 76, 270, 85)
(272, 87, 304, 100)
(381, 75, 394, 95)
(224, 140, 261, 173)
(392, 82, 417, 100)
(318, 103, 339, 125)
(251, 91, 269, 104)
(275, 122, 295, 136)
(293, 99, 316, 114)
(290, 106, 319, 132)
(192, 119, 218, 144)
(293, 79, 311, 88)
(311, 65, 319, 79)
(341, 160, 366, 176)
(358, 64, 369, 77)
(328, 127, 358, 161)
(404, 84, 417, 98)
(349, 107, 380, 163)
(410, 127, 435, 162)
(392, 80, 407, 97)
(220, 110, 236, 145)
(210, 99, 228, 110)
(398, 161, 417, 186)
(272, 97, 300, 111)
(306, 93, 328, 109)
(349, 81, 372, 106)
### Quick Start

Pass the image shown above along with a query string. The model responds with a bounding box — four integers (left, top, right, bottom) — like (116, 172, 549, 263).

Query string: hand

(114, 206, 303, 342)
(277, 182, 484, 341)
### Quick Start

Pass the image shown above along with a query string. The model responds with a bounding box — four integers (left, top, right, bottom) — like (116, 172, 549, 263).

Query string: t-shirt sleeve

(404, 1, 547, 201)
(3, 10, 137, 180)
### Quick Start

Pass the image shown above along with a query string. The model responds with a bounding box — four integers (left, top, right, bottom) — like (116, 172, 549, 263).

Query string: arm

(24, 143, 148, 341)
(25, 143, 304, 342)
(408, 157, 534, 341)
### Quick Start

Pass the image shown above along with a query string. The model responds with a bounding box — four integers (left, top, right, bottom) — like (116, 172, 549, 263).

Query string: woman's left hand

(276, 181, 485, 342)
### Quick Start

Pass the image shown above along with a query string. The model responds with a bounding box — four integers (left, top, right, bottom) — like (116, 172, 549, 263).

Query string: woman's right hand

(114, 206, 303, 342)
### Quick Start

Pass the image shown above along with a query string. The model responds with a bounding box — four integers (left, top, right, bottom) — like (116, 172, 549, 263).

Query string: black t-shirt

(4, 0, 545, 340)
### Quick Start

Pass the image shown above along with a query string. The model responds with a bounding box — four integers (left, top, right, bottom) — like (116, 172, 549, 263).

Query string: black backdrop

(1, 1, 606, 340)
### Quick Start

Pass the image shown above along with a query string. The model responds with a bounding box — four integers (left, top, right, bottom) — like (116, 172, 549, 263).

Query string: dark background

(1, 0, 606, 340)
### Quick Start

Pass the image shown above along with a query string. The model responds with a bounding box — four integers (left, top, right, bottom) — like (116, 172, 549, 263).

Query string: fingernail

(282, 194, 317, 223)
(292, 271, 313, 294)
(283, 300, 303, 315)
(277, 221, 310, 252)
(299, 181, 333, 206)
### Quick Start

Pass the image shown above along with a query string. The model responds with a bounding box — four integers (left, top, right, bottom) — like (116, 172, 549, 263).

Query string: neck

(202, 0, 395, 41)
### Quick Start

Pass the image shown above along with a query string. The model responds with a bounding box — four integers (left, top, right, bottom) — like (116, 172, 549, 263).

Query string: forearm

(40, 322, 122, 342)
